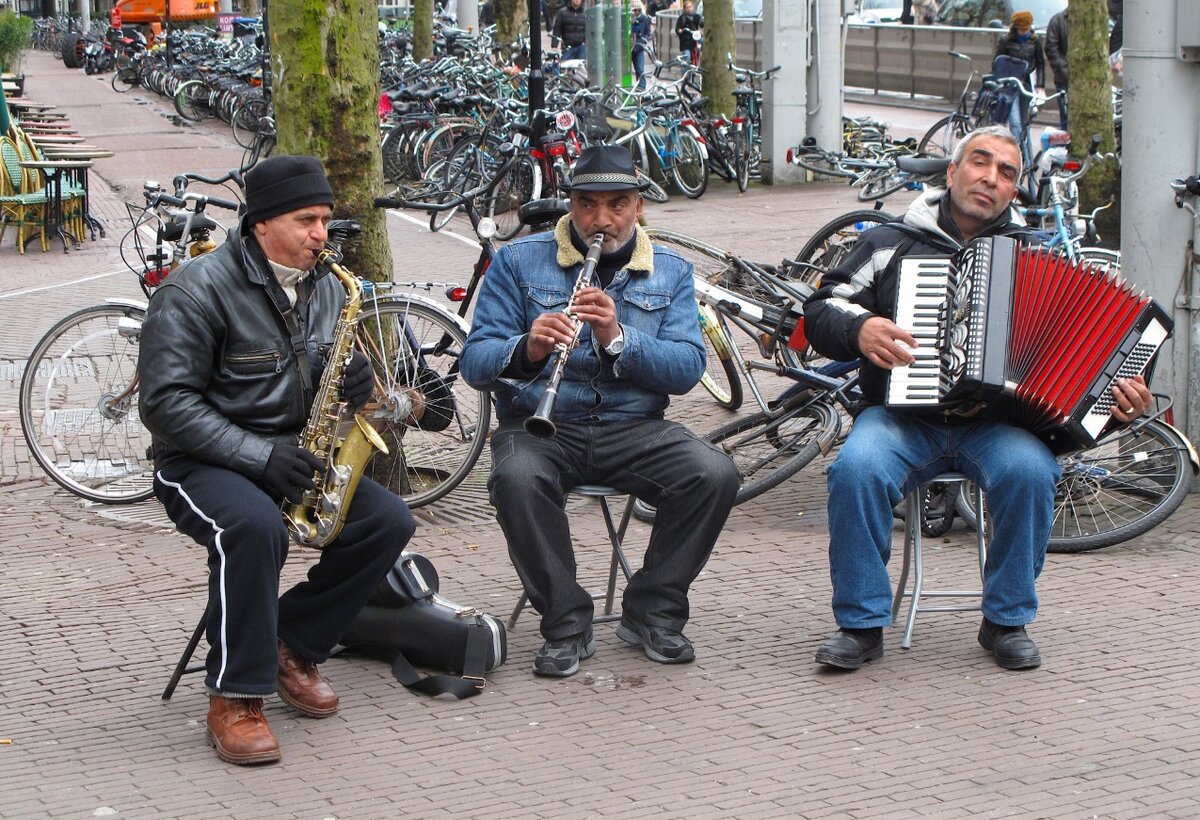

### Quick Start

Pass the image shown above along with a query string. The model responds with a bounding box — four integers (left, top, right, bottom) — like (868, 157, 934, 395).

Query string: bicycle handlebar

(1170, 175, 1200, 197)
(174, 168, 246, 192)
(151, 191, 241, 212)
(988, 75, 1062, 105)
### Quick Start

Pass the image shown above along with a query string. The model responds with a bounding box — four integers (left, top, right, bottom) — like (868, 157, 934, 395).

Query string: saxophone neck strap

(281, 309, 313, 397)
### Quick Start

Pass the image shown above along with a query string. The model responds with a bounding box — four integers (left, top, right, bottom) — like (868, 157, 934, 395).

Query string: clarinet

(524, 232, 607, 438)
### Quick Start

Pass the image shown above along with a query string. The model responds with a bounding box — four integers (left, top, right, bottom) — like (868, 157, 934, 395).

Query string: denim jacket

(461, 219, 703, 424)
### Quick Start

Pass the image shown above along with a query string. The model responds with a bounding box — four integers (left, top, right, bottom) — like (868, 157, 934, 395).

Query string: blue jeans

(825, 406, 1061, 630)
(563, 42, 586, 61)
(632, 48, 647, 90)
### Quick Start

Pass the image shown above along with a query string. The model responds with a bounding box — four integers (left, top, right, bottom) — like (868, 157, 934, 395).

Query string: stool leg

(162, 606, 209, 701)
(508, 592, 530, 629)
(901, 492, 924, 650)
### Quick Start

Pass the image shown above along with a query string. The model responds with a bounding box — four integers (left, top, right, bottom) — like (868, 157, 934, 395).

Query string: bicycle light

(445, 286, 468, 302)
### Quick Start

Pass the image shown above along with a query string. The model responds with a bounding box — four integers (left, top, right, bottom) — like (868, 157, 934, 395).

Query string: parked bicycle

(19, 171, 243, 503)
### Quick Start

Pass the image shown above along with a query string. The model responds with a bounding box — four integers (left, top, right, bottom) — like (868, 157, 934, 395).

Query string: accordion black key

(886, 236, 1173, 454)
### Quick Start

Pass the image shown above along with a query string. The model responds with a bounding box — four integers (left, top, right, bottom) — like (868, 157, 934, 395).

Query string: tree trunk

(1068, 0, 1120, 246)
(412, 0, 434, 62)
(494, 0, 528, 48)
(268, 0, 392, 282)
(700, 0, 735, 116)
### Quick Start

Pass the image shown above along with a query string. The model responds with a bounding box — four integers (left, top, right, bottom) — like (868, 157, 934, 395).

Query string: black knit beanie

(243, 155, 335, 226)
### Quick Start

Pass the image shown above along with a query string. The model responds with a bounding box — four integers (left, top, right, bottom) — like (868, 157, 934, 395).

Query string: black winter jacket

(1045, 10, 1068, 86)
(994, 29, 1046, 89)
(803, 190, 1029, 411)
(552, 4, 587, 47)
(138, 226, 343, 480)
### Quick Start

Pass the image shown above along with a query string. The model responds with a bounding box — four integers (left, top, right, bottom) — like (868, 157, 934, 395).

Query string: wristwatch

(603, 328, 625, 356)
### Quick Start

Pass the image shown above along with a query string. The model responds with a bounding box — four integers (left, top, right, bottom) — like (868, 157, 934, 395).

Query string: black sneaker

(615, 615, 695, 664)
(533, 629, 596, 677)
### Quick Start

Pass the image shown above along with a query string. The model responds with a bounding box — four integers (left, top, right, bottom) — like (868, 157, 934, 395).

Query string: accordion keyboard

(887, 256, 955, 406)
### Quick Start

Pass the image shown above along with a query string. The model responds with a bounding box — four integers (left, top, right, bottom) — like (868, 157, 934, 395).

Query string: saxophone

(283, 249, 389, 549)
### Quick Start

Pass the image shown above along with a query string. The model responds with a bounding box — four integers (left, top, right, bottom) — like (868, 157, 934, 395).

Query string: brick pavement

(3, 48, 1200, 819)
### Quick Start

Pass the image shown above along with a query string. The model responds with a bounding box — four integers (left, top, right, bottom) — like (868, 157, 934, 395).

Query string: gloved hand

(340, 349, 375, 411)
(262, 444, 323, 504)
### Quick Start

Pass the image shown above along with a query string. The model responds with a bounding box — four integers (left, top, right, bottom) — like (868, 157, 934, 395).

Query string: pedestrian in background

(552, 0, 587, 61)
(675, 0, 702, 66)
(1045, 6, 1069, 130)
(631, 1, 653, 91)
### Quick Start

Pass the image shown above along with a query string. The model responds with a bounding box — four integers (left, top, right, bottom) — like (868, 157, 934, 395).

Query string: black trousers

(155, 457, 414, 695)
(488, 418, 739, 640)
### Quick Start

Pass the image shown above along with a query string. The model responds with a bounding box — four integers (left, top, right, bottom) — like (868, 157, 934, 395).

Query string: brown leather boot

(277, 641, 339, 718)
(206, 696, 281, 765)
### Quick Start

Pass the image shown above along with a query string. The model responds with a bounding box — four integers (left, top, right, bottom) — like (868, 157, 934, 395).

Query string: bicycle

(19, 172, 243, 504)
(727, 56, 781, 193)
(1021, 136, 1121, 270)
(953, 397, 1197, 553)
(639, 230, 860, 509)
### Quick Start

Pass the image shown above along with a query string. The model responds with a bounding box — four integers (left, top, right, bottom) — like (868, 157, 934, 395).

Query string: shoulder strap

(882, 220, 961, 255)
(383, 617, 492, 699)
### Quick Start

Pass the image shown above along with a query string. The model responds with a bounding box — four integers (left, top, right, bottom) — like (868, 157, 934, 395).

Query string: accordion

(886, 236, 1172, 454)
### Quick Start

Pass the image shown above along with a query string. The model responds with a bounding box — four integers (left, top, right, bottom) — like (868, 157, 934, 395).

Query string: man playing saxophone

(461, 145, 738, 678)
(139, 156, 415, 766)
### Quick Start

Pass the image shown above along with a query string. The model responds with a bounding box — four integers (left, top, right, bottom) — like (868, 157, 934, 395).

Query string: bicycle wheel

(954, 420, 1194, 553)
(381, 125, 411, 184)
(232, 98, 270, 150)
(111, 59, 137, 93)
(697, 302, 742, 411)
(174, 80, 211, 122)
(733, 123, 751, 192)
(19, 303, 154, 504)
(790, 147, 856, 180)
(1074, 247, 1122, 275)
(917, 114, 971, 159)
(356, 295, 490, 508)
(490, 154, 541, 242)
(668, 130, 709, 199)
(705, 397, 840, 505)
(856, 167, 911, 202)
(789, 208, 895, 285)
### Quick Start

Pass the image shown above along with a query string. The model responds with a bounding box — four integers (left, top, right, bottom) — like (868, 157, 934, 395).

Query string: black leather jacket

(138, 226, 343, 480)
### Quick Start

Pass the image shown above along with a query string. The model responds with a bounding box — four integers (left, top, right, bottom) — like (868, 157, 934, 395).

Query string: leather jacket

(460, 219, 704, 424)
(138, 226, 343, 480)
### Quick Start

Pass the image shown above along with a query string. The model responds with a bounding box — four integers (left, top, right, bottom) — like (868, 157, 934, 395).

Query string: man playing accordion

(803, 126, 1151, 671)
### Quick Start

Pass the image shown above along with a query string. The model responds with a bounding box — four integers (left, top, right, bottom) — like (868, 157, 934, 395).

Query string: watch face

(605, 338, 625, 355)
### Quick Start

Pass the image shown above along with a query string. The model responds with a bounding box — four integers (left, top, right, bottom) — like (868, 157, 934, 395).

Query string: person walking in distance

(460, 145, 739, 679)
(803, 127, 1151, 672)
(630, 2, 654, 91)
(1045, 6, 1069, 130)
(139, 156, 415, 765)
(552, 0, 587, 61)
(675, 1, 703, 66)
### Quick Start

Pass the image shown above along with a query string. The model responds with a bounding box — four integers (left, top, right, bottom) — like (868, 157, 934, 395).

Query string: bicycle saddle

(162, 214, 219, 242)
(896, 156, 950, 176)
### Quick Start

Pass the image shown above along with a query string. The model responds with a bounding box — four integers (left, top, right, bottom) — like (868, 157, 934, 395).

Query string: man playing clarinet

(803, 126, 1152, 671)
(461, 145, 738, 678)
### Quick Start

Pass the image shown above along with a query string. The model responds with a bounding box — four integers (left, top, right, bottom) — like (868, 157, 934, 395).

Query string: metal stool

(162, 603, 209, 700)
(891, 473, 988, 649)
(507, 485, 636, 629)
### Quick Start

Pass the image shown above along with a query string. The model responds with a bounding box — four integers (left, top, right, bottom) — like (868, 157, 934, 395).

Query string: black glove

(262, 444, 323, 504)
(340, 349, 375, 412)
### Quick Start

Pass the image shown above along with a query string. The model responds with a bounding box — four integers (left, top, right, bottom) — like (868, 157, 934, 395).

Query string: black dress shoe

(815, 627, 883, 670)
(978, 618, 1041, 670)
